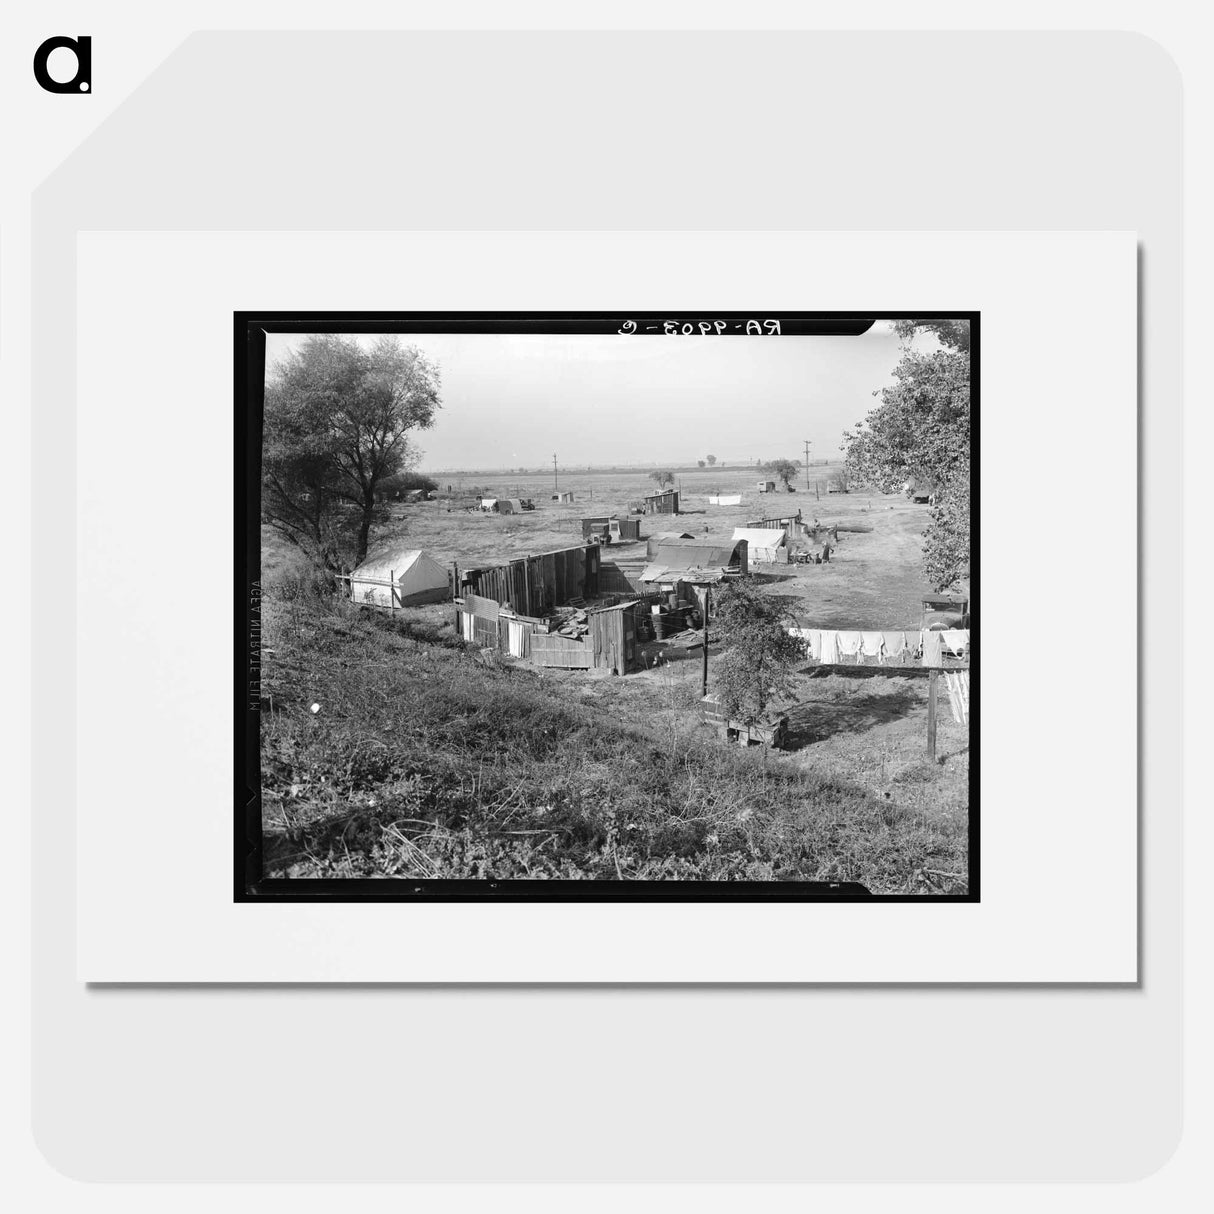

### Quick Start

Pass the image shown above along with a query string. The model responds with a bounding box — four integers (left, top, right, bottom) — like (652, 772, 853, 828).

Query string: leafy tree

(649, 469, 675, 488)
(697, 459, 706, 468)
(842, 320, 970, 589)
(767, 458, 800, 490)
(711, 582, 806, 724)
(378, 470, 438, 500)
(263, 335, 441, 574)
(706, 454, 717, 466)
(891, 318, 970, 353)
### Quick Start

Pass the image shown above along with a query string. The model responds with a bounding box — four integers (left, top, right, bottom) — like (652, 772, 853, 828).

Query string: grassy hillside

(259, 593, 968, 891)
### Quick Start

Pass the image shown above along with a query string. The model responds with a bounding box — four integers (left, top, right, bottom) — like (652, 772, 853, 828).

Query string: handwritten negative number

(624, 319, 782, 336)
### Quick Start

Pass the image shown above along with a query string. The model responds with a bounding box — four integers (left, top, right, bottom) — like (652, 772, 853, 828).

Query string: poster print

(238, 313, 976, 901)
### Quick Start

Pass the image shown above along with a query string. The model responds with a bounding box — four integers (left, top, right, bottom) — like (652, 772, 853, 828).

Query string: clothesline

(788, 627, 970, 666)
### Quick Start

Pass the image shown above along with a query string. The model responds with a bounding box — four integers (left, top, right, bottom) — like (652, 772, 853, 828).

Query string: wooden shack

(529, 600, 642, 674)
(456, 544, 601, 618)
(643, 488, 680, 515)
(757, 480, 776, 493)
(455, 594, 552, 657)
(744, 511, 803, 540)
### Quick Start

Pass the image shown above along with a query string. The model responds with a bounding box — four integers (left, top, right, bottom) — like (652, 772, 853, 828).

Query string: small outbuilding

(583, 515, 643, 543)
(643, 488, 680, 515)
(757, 480, 776, 493)
(348, 549, 451, 609)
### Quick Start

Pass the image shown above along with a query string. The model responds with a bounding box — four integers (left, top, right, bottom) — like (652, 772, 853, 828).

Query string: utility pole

(701, 620, 709, 698)
(553, 453, 558, 493)
(803, 439, 813, 490)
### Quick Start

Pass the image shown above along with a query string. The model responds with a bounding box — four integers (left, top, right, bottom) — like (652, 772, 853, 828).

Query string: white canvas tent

(730, 527, 788, 563)
(349, 549, 451, 608)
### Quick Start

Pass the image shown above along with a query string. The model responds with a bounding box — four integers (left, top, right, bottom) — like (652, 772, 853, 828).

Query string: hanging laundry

(808, 629, 823, 661)
(837, 630, 862, 657)
(819, 630, 839, 665)
(860, 631, 884, 659)
(940, 629, 969, 656)
(882, 631, 906, 662)
(921, 630, 944, 667)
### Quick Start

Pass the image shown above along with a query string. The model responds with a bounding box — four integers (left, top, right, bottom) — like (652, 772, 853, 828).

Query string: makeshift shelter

(640, 537, 748, 604)
(730, 527, 788, 564)
(757, 480, 776, 493)
(643, 489, 680, 515)
(456, 544, 601, 618)
(555, 490, 575, 503)
(645, 531, 695, 559)
(745, 511, 803, 540)
(348, 549, 451, 609)
(495, 498, 523, 515)
(530, 601, 642, 674)
(584, 515, 642, 543)
(479, 497, 498, 511)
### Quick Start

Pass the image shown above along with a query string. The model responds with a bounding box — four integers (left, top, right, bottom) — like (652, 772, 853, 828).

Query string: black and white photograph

(239, 313, 975, 898)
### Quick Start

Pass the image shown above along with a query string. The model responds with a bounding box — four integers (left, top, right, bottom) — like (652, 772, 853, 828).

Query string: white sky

(263, 322, 938, 472)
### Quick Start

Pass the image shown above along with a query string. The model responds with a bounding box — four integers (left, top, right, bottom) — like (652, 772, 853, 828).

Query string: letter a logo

(33, 36, 92, 93)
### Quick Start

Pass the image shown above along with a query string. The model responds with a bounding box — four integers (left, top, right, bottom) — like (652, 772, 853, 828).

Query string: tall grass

(259, 595, 967, 890)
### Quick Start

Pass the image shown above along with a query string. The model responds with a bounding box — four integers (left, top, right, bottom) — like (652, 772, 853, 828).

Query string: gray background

(32, 31, 1180, 1180)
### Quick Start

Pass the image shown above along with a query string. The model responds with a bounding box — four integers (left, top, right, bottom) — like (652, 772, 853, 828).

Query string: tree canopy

(711, 581, 806, 723)
(842, 321, 970, 589)
(262, 335, 441, 573)
(706, 454, 717, 466)
(767, 458, 800, 490)
(649, 469, 675, 488)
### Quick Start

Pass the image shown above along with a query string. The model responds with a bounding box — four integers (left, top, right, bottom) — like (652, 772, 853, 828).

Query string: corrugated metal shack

(456, 543, 601, 618)
(643, 488, 680, 515)
(638, 537, 748, 626)
(643, 536, 749, 577)
(645, 531, 695, 560)
(456, 593, 554, 658)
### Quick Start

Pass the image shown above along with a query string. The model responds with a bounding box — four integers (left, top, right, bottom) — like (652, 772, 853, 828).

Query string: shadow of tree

(783, 683, 924, 750)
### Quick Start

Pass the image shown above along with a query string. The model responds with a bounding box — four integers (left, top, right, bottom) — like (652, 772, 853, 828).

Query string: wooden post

(927, 668, 938, 760)
(701, 623, 709, 698)
(389, 570, 396, 619)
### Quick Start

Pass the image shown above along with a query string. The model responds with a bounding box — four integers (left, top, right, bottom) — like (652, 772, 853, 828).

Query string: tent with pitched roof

(348, 548, 451, 608)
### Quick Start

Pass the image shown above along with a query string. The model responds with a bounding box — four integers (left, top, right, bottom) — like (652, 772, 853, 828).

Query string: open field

(259, 595, 968, 891)
(264, 463, 963, 630)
